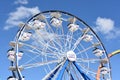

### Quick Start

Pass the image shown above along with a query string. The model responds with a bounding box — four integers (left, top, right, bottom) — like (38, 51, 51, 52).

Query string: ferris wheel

(7, 10, 112, 80)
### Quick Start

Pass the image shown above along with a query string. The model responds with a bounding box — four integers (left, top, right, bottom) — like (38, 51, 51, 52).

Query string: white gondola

(17, 51, 24, 60)
(7, 49, 15, 61)
(19, 32, 32, 41)
(93, 48, 103, 57)
(51, 12, 61, 18)
(9, 66, 24, 71)
(22, 78, 25, 80)
(7, 76, 18, 80)
(19, 22, 31, 30)
(7, 49, 23, 61)
(32, 20, 46, 30)
(82, 28, 90, 33)
(100, 67, 109, 75)
(8, 78, 24, 80)
(50, 17, 62, 27)
(68, 23, 79, 32)
(83, 34, 93, 42)
(9, 41, 23, 48)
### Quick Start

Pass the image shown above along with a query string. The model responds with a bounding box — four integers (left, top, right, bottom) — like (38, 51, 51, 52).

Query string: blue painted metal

(73, 62, 91, 80)
(47, 66, 61, 80)
(66, 68, 74, 80)
(56, 60, 69, 80)
(70, 73, 74, 80)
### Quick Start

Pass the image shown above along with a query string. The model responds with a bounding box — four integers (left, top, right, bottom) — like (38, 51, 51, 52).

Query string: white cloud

(94, 17, 120, 39)
(95, 17, 114, 34)
(14, 0, 28, 5)
(4, 6, 40, 30)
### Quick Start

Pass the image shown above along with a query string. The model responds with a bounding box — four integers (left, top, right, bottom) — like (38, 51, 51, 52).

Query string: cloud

(94, 17, 120, 39)
(4, 6, 40, 30)
(14, 0, 28, 5)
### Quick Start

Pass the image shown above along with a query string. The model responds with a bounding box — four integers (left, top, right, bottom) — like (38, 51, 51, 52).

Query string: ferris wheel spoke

(22, 37, 61, 57)
(76, 45, 92, 56)
(64, 33, 73, 51)
(22, 48, 41, 55)
(19, 42, 57, 57)
(77, 63, 96, 79)
(72, 36, 84, 51)
(66, 31, 73, 50)
(65, 69, 73, 80)
(59, 25, 65, 36)
(46, 43, 62, 53)
(77, 58, 107, 63)
(55, 35, 69, 50)
(54, 27, 62, 36)
(19, 42, 45, 55)
(32, 31, 60, 51)
(23, 47, 59, 59)
(32, 33, 62, 53)
(21, 49, 58, 65)
(22, 49, 58, 59)
(71, 63, 82, 80)
(21, 60, 60, 69)
(42, 60, 64, 80)
(77, 64, 96, 79)
(77, 63, 96, 74)
(22, 53, 42, 65)
(50, 38, 63, 52)
(44, 18, 54, 33)
(73, 62, 91, 80)
(51, 36, 71, 54)
(56, 60, 69, 80)
(46, 54, 59, 59)
(63, 69, 69, 80)
(32, 31, 51, 46)
(41, 44, 61, 57)
(41, 47, 61, 58)
(65, 63, 74, 80)
(76, 42, 101, 56)
(72, 28, 90, 51)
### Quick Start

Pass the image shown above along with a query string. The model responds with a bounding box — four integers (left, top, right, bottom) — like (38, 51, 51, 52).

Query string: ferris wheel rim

(8, 10, 112, 80)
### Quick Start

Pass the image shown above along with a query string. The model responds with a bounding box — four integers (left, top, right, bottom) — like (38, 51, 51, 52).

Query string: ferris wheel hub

(67, 50, 76, 61)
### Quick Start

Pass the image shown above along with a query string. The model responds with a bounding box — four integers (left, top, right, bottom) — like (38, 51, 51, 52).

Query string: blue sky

(0, 0, 120, 80)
